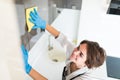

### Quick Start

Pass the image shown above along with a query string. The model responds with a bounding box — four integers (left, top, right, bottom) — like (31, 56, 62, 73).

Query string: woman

(21, 9, 106, 80)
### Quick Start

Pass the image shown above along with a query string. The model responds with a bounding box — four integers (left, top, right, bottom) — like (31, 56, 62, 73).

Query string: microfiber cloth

(26, 6, 38, 32)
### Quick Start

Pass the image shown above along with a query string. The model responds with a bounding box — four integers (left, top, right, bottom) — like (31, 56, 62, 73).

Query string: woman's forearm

(29, 68, 48, 80)
(46, 24, 60, 38)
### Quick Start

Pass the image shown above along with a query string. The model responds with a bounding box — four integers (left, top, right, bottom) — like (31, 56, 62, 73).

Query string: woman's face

(70, 43, 87, 68)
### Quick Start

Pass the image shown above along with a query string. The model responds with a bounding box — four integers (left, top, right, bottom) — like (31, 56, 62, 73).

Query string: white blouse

(56, 33, 106, 80)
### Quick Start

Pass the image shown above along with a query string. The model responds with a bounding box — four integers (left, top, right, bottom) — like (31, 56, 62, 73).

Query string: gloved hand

(21, 44, 32, 74)
(29, 8, 46, 29)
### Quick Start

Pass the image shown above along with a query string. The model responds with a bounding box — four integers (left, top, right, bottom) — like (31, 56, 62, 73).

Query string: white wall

(78, 0, 120, 57)
(0, 0, 26, 80)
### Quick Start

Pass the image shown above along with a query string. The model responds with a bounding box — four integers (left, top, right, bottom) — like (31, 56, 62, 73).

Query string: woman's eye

(79, 52, 83, 57)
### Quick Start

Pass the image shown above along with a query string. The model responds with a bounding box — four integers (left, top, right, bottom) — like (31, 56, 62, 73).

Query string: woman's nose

(74, 51, 80, 55)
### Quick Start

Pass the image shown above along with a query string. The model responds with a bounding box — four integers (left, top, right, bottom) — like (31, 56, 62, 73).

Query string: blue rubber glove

(29, 8, 46, 29)
(21, 44, 32, 74)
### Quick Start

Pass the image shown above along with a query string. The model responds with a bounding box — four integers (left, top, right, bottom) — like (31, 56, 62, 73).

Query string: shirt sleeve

(56, 33, 75, 60)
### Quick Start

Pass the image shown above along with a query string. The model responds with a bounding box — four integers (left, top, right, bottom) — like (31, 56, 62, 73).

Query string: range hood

(107, 0, 120, 15)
